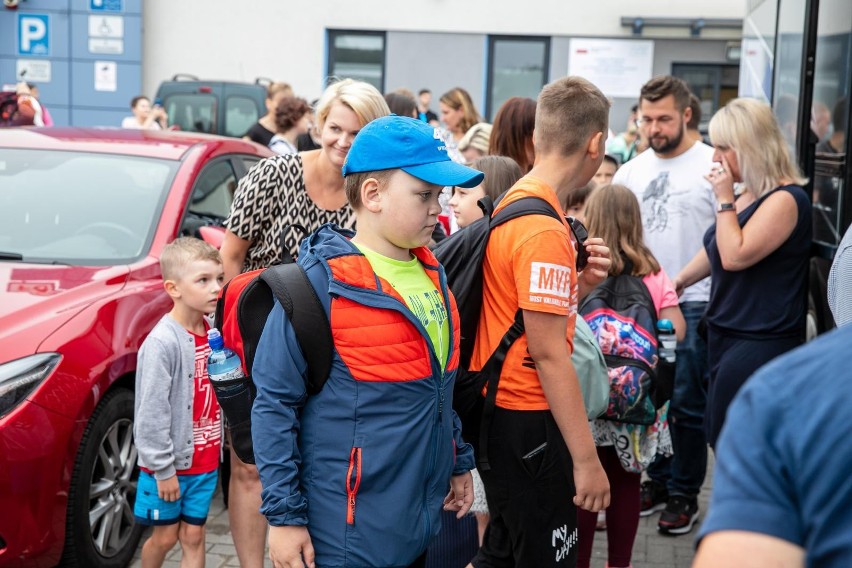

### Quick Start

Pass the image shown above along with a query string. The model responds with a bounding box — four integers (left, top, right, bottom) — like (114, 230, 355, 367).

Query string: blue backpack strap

(260, 263, 333, 395)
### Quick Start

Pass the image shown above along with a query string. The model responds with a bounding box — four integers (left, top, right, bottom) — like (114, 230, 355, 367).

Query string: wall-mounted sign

(94, 61, 117, 92)
(88, 15, 124, 55)
(88, 15, 124, 39)
(17, 14, 50, 56)
(88, 39, 124, 54)
(16, 59, 52, 82)
(568, 38, 654, 98)
(90, 0, 124, 12)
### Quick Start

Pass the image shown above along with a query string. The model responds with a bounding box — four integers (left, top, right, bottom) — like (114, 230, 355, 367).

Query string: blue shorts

(134, 470, 217, 526)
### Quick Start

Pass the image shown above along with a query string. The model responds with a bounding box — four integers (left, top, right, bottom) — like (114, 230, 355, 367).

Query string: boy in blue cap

(252, 115, 482, 568)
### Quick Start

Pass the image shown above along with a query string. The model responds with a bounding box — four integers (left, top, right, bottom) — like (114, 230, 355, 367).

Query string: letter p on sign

(18, 14, 50, 56)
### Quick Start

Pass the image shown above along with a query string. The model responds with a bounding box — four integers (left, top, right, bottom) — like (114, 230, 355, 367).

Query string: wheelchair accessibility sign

(18, 14, 50, 56)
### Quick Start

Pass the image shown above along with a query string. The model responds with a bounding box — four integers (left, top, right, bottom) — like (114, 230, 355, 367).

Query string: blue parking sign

(17, 14, 50, 56)
(90, 0, 124, 12)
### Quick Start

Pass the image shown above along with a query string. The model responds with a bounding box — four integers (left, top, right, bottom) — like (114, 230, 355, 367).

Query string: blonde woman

(675, 98, 812, 448)
(221, 79, 390, 279)
(219, 78, 389, 568)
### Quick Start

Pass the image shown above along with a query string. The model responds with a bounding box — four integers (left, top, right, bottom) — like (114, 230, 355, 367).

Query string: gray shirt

(134, 315, 198, 479)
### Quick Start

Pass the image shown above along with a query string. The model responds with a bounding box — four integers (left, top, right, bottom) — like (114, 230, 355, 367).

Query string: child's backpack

(213, 262, 333, 464)
(433, 195, 561, 470)
(578, 267, 674, 426)
(0, 91, 36, 127)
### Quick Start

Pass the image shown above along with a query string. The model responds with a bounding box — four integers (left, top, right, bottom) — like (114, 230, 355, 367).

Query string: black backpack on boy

(433, 195, 561, 470)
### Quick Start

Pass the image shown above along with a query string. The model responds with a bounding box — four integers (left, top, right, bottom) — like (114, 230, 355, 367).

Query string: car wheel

(60, 388, 144, 567)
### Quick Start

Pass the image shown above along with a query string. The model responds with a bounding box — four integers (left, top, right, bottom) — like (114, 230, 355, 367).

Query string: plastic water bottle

(656, 319, 677, 364)
(207, 328, 246, 397)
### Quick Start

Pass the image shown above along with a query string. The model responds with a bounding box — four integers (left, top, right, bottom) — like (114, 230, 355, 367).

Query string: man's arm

(523, 309, 609, 512)
(693, 531, 805, 568)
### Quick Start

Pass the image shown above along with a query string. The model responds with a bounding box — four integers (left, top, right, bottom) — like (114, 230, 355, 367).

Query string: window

(189, 160, 238, 220)
(327, 30, 386, 92)
(486, 36, 550, 120)
(225, 96, 260, 138)
(810, 1, 850, 249)
(672, 63, 740, 133)
(0, 150, 176, 264)
(163, 93, 217, 134)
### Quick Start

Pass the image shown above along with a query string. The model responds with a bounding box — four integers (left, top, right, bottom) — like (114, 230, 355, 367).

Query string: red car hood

(0, 262, 129, 358)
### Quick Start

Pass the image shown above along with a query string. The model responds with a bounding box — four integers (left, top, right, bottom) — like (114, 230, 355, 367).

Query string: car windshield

(0, 149, 178, 265)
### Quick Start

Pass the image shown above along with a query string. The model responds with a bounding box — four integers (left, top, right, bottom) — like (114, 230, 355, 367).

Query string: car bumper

(0, 399, 77, 567)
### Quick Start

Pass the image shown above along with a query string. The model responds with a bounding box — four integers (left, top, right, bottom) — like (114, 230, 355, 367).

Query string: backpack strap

(260, 264, 333, 395)
(476, 196, 563, 472)
(492, 195, 562, 227)
(477, 310, 524, 472)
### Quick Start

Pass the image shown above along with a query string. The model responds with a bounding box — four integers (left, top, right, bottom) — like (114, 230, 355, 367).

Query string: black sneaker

(657, 495, 699, 535)
(639, 480, 668, 517)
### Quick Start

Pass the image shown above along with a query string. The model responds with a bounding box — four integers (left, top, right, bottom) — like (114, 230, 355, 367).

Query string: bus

(739, 0, 850, 336)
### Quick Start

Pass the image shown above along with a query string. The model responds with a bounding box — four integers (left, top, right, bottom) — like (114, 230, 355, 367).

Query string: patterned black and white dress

(225, 154, 355, 271)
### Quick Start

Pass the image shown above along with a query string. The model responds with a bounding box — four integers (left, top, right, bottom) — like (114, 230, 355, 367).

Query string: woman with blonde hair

(675, 97, 812, 448)
(577, 184, 685, 568)
(219, 77, 389, 568)
(222, 78, 390, 277)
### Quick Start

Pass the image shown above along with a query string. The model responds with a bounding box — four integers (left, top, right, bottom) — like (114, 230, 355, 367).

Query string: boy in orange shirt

(470, 76, 612, 568)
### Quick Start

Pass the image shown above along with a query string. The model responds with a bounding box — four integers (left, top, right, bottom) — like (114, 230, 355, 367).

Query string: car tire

(60, 388, 144, 567)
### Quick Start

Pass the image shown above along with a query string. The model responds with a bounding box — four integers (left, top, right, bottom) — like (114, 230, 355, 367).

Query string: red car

(0, 128, 271, 567)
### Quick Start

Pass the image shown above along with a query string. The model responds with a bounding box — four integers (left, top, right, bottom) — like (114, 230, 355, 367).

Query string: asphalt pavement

(130, 457, 713, 568)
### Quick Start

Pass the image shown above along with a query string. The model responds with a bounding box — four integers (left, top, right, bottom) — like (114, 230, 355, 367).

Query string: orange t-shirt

(471, 177, 578, 410)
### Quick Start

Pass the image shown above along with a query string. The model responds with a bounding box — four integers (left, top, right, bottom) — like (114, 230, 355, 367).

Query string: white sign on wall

(568, 38, 654, 98)
(88, 15, 124, 54)
(94, 61, 117, 92)
(88, 15, 124, 38)
(16, 59, 52, 82)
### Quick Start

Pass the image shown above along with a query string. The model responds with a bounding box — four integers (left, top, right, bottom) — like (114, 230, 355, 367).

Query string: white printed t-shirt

(613, 142, 716, 303)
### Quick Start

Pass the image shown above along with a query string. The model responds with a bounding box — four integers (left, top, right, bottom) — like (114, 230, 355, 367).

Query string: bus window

(774, 0, 809, 149)
(811, 0, 850, 248)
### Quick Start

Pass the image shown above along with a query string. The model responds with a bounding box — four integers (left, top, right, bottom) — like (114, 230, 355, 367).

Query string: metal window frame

(485, 35, 551, 120)
(325, 29, 387, 93)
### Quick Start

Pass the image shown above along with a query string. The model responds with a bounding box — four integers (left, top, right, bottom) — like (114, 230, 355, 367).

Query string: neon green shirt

(354, 242, 450, 369)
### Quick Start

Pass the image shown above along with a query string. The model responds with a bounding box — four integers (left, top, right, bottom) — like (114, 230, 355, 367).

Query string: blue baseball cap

(342, 115, 484, 188)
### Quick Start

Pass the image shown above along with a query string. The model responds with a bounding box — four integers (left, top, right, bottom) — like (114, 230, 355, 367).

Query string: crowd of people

(126, 68, 852, 568)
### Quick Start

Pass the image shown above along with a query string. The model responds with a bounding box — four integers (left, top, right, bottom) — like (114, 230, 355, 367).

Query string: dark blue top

(704, 185, 812, 338)
(698, 324, 852, 567)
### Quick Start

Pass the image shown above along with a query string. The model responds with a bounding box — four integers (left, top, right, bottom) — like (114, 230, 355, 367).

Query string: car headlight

(0, 353, 61, 418)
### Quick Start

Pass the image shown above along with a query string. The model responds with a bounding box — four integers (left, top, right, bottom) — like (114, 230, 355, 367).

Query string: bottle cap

(656, 319, 674, 332)
(207, 327, 224, 349)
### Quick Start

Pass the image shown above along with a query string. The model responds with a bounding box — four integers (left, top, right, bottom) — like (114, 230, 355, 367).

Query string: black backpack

(213, 262, 333, 464)
(433, 195, 561, 470)
(578, 267, 674, 425)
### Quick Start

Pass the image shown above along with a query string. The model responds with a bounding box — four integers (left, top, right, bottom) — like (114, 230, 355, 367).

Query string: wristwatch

(717, 202, 736, 213)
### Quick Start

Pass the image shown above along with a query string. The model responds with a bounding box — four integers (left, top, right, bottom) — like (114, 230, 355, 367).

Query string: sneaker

(639, 480, 668, 517)
(657, 495, 699, 535)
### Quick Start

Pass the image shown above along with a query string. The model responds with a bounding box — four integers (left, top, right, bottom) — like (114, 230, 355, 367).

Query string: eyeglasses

(567, 216, 590, 271)
(635, 116, 677, 128)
